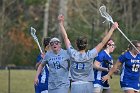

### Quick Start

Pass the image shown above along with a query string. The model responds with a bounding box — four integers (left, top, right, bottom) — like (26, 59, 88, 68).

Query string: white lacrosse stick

(99, 5, 140, 53)
(30, 27, 43, 54)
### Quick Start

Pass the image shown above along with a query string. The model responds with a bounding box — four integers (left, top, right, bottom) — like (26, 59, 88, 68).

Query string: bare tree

(0, 0, 17, 66)
(58, 0, 68, 41)
(47, 0, 59, 37)
(43, 0, 50, 38)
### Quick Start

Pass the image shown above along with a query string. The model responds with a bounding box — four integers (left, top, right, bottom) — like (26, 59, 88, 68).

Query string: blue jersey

(42, 49, 70, 90)
(93, 50, 113, 88)
(119, 51, 140, 91)
(35, 54, 49, 93)
(67, 45, 98, 82)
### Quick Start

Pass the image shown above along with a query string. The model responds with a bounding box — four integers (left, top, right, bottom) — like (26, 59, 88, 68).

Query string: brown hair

(76, 36, 87, 51)
(43, 37, 51, 48)
(128, 40, 140, 51)
(103, 38, 114, 48)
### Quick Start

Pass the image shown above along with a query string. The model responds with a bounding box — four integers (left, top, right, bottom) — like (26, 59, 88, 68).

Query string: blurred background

(0, 0, 140, 93)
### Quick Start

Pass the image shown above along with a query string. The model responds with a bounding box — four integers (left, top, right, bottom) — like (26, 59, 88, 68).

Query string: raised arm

(95, 22, 118, 53)
(58, 14, 71, 49)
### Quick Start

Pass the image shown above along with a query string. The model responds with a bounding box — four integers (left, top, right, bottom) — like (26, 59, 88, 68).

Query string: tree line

(0, 0, 140, 66)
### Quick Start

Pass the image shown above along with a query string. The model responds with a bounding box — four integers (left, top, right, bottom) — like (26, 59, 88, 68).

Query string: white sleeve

(67, 44, 76, 57)
(88, 48, 98, 59)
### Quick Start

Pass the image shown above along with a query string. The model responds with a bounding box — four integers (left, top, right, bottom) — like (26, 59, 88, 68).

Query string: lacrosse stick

(99, 5, 140, 53)
(30, 27, 43, 54)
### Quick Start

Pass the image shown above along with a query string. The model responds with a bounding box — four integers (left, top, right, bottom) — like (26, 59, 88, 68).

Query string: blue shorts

(34, 83, 48, 93)
(120, 81, 140, 92)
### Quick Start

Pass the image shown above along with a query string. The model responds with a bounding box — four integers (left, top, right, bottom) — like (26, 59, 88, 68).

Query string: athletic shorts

(48, 87, 69, 93)
(120, 81, 140, 92)
(34, 84, 48, 93)
(71, 81, 93, 93)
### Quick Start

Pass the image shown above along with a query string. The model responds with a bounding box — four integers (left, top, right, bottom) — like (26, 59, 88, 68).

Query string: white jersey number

(132, 64, 140, 72)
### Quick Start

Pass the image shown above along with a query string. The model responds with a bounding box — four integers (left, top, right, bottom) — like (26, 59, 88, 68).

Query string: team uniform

(42, 49, 70, 93)
(35, 54, 49, 93)
(67, 45, 98, 93)
(119, 51, 140, 92)
(93, 50, 113, 91)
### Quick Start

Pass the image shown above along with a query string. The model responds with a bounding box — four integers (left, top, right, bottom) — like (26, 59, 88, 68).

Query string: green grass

(110, 75, 123, 93)
(0, 70, 123, 93)
(0, 70, 36, 93)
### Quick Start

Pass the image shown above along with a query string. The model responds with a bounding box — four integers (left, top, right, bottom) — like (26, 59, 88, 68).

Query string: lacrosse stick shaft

(99, 5, 140, 53)
(36, 40, 43, 54)
(116, 27, 140, 53)
(30, 27, 43, 54)
(112, 21, 139, 53)
(111, 21, 139, 53)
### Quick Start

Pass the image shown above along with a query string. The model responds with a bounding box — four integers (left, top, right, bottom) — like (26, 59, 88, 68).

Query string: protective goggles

(50, 41, 60, 46)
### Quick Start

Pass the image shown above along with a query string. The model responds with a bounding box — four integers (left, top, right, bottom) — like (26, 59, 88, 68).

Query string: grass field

(0, 70, 123, 93)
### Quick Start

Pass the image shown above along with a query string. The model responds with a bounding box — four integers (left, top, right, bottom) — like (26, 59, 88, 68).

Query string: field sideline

(0, 70, 123, 93)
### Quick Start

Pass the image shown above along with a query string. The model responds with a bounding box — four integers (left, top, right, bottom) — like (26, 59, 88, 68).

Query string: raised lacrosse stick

(99, 5, 140, 53)
(30, 27, 43, 54)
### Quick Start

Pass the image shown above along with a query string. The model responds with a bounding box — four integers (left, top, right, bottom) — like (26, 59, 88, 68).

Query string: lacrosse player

(102, 40, 140, 93)
(34, 37, 70, 93)
(93, 39, 116, 93)
(58, 14, 118, 93)
(34, 37, 51, 93)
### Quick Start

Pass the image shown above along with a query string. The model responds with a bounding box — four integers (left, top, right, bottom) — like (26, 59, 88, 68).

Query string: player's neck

(53, 48, 61, 54)
(104, 48, 110, 54)
(130, 50, 137, 57)
(79, 50, 85, 53)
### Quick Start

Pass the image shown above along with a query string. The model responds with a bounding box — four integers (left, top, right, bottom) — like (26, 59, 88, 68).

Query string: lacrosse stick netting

(99, 5, 140, 53)
(31, 27, 43, 54)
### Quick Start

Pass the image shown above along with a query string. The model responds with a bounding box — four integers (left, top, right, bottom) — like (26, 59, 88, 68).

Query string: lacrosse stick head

(30, 27, 36, 36)
(99, 5, 114, 24)
(30, 27, 43, 53)
(30, 27, 37, 40)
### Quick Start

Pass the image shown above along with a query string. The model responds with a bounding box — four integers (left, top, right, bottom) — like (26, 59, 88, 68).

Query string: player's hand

(114, 68, 120, 74)
(41, 53, 45, 59)
(102, 74, 110, 83)
(34, 76, 39, 86)
(111, 22, 118, 30)
(58, 14, 64, 24)
(105, 68, 109, 72)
